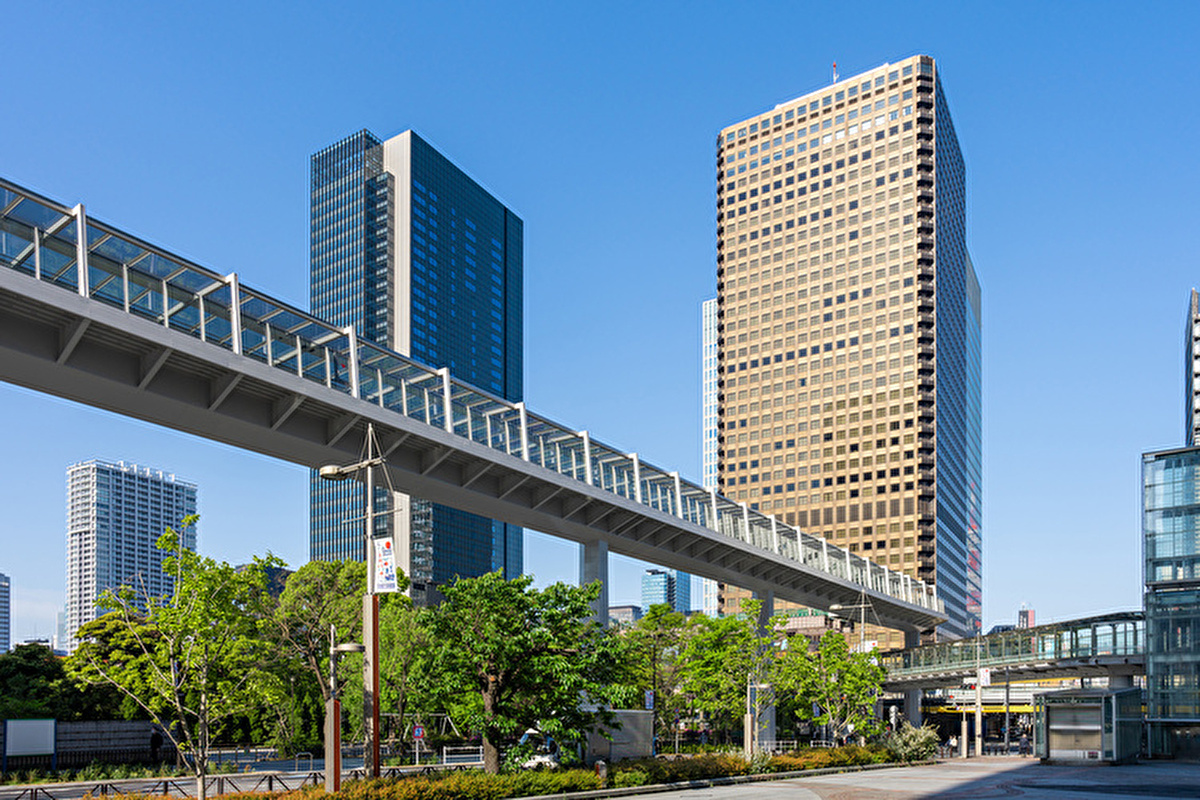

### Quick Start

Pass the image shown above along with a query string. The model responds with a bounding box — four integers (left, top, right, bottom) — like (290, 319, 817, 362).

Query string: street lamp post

(829, 589, 874, 653)
(326, 627, 364, 793)
(319, 423, 390, 780)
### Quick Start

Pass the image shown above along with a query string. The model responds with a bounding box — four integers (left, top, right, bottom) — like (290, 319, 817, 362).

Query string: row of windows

(722, 61, 930, 143)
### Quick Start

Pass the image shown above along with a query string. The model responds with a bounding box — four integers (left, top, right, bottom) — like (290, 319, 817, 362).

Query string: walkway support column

(579, 540, 609, 627)
(904, 629, 923, 727)
(752, 590, 776, 752)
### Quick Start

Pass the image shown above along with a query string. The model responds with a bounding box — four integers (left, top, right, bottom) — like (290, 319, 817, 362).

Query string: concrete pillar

(753, 590, 776, 749)
(1108, 673, 1134, 688)
(579, 540, 609, 627)
(903, 629, 923, 726)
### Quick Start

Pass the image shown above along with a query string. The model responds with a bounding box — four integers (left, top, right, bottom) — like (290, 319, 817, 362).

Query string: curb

(520, 760, 938, 800)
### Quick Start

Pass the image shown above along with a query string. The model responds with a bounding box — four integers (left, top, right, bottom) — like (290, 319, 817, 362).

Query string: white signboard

(4, 719, 56, 756)
(374, 536, 399, 593)
(978, 667, 992, 687)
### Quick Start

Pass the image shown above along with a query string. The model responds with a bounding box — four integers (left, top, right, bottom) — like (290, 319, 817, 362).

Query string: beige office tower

(714, 56, 981, 647)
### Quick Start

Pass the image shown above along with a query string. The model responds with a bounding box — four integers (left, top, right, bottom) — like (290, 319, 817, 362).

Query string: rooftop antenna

(832, 61, 838, 83)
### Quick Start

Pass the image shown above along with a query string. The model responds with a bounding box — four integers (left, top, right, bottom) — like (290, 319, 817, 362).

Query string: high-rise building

(309, 130, 523, 602)
(65, 460, 197, 653)
(1138, 290, 1200, 757)
(1142, 446, 1200, 756)
(641, 568, 690, 615)
(0, 572, 9, 653)
(699, 298, 720, 616)
(1017, 605, 1035, 629)
(714, 56, 982, 645)
(1185, 289, 1200, 446)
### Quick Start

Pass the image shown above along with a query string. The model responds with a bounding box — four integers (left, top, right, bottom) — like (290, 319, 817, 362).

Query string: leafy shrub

(611, 769, 649, 788)
(765, 744, 889, 773)
(885, 722, 940, 762)
(612, 753, 750, 783)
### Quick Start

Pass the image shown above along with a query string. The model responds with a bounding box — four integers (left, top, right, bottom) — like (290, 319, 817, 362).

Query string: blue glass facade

(309, 129, 523, 594)
(933, 76, 983, 638)
(404, 133, 523, 587)
(310, 131, 394, 563)
(641, 569, 690, 615)
(1142, 447, 1200, 756)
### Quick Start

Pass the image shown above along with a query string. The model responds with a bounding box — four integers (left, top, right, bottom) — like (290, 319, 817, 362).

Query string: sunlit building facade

(309, 130, 523, 602)
(64, 460, 197, 653)
(714, 55, 981, 645)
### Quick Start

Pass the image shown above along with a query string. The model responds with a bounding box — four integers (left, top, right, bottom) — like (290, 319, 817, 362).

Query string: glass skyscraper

(1142, 446, 1200, 757)
(64, 460, 197, 653)
(713, 56, 981, 645)
(309, 130, 523, 601)
(641, 568, 691, 615)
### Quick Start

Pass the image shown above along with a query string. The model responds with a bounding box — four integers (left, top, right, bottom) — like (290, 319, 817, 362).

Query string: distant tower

(1186, 289, 1200, 446)
(1016, 605, 1034, 629)
(65, 460, 197, 653)
(641, 569, 690, 614)
(714, 56, 982, 645)
(0, 572, 9, 653)
(309, 130, 523, 603)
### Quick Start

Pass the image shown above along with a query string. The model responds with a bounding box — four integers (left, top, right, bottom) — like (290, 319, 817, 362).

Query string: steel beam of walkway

(0, 176, 946, 632)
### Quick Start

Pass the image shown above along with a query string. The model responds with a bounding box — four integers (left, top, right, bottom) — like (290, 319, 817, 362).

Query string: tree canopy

(775, 630, 886, 742)
(426, 572, 630, 773)
(67, 516, 281, 800)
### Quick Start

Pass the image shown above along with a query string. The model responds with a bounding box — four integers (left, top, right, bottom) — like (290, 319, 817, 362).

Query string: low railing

(441, 746, 484, 766)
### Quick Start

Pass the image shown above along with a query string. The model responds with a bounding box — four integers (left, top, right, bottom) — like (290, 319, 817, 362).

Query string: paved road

(642, 758, 1200, 800)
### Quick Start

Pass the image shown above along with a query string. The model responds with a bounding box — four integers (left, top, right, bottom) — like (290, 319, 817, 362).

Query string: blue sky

(2, 1, 1198, 643)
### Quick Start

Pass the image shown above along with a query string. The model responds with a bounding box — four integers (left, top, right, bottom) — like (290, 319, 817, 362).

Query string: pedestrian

(151, 729, 163, 762)
(1019, 732, 1030, 757)
(948, 734, 958, 757)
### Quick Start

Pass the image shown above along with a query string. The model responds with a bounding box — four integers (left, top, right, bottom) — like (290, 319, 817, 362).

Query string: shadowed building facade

(714, 56, 981, 646)
(309, 130, 523, 602)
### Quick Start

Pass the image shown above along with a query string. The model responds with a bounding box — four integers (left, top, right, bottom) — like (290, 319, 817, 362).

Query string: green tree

(775, 630, 885, 743)
(66, 516, 279, 800)
(677, 601, 782, 743)
(427, 572, 628, 774)
(0, 642, 123, 720)
(378, 596, 433, 731)
(625, 604, 686, 742)
(269, 559, 367, 703)
(337, 590, 432, 744)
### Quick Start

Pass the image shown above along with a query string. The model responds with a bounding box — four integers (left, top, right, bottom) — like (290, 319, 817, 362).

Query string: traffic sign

(413, 724, 425, 740)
